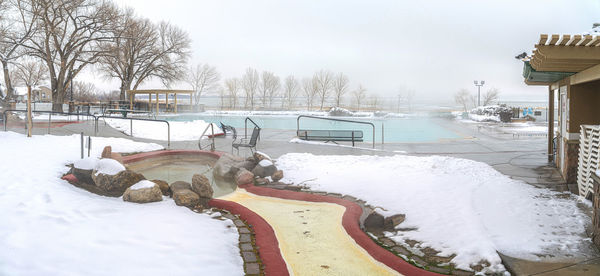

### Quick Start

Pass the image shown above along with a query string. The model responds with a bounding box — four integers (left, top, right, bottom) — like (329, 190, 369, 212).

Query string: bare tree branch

(332, 72, 349, 107)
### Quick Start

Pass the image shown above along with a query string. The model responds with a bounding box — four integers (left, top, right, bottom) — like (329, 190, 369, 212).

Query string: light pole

(474, 80, 485, 106)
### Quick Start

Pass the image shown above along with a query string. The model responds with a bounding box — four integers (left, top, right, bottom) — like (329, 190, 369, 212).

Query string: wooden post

(26, 86, 32, 137)
(129, 91, 133, 110)
(548, 86, 555, 162)
(165, 92, 169, 113)
(174, 93, 178, 113)
(155, 92, 159, 115)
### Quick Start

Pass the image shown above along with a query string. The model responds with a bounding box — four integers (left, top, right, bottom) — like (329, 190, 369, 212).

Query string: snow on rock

(0, 131, 243, 275)
(129, 180, 157, 190)
(94, 158, 125, 176)
(276, 153, 590, 273)
(258, 159, 273, 167)
(104, 119, 223, 141)
(74, 157, 99, 170)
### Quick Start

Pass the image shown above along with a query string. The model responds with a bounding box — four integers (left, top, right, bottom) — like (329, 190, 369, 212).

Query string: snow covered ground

(276, 153, 590, 274)
(0, 132, 243, 275)
(103, 118, 223, 141)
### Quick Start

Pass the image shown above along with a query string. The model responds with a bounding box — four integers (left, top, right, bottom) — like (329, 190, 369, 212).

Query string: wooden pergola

(126, 89, 194, 114)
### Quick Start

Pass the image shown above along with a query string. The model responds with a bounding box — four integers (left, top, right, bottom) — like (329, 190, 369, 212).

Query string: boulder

(384, 214, 406, 230)
(253, 151, 271, 162)
(191, 174, 213, 198)
(110, 152, 124, 164)
(364, 211, 385, 231)
(101, 146, 112, 158)
(255, 177, 270, 186)
(213, 153, 245, 181)
(173, 189, 200, 207)
(92, 169, 145, 197)
(151, 179, 170, 196)
(123, 180, 163, 203)
(72, 167, 94, 185)
(252, 159, 277, 178)
(235, 168, 254, 186)
(170, 181, 191, 193)
(271, 170, 284, 182)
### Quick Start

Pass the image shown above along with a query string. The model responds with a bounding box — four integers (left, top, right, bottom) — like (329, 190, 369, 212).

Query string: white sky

(81, 0, 600, 104)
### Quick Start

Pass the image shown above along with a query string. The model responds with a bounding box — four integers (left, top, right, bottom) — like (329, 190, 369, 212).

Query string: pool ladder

(198, 123, 216, 152)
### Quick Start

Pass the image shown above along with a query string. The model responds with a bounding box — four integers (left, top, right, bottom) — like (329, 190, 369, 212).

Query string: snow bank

(94, 158, 126, 175)
(0, 132, 243, 275)
(276, 153, 589, 273)
(130, 180, 157, 190)
(104, 118, 223, 141)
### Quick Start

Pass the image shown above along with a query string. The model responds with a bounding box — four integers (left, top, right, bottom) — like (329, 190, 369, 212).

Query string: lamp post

(474, 80, 485, 106)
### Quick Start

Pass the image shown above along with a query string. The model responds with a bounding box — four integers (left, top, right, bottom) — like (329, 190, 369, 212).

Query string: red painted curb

(238, 184, 443, 276)
(121, 149, 223, 164)
(209, 198, 289, 276)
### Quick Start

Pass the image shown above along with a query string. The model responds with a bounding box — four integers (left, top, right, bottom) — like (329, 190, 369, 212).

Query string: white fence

(577, 125, 600, 197)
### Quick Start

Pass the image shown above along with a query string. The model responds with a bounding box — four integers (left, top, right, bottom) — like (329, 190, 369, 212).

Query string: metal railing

(198, 123, 216, 151)
(297, 115, 376, 148)
(244, 117, 261, 139)
(94, 115, 170, 148)
(3, 109, 95, 133)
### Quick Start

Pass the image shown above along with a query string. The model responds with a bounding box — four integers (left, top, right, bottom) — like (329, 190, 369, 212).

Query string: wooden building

(522, 34, 600, 184)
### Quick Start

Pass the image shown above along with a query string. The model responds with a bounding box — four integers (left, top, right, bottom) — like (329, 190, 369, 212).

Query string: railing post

(80, 132, 84, 159)
(352, 131, 355, 147)
(381, 123, 384, 146)
(130, 119, 133, 136)
(48, 112, 51, 134)
(167, 122, 170, 149)
(88, 136, 91, 157)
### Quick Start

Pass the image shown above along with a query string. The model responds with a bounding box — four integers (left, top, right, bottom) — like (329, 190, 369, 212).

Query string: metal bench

(297, 129, 363, 146)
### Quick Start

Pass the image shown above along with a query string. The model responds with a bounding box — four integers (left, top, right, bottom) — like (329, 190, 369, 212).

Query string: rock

(235, 168, 254, 186)
(170, 181, 191, 193)
(253, 151, 271, 162)
(364, 211, 385, 231)
(255, 177, 270, 186)
(213, 153, 245, 181)
(191, 174, 213, 198)
(151, 179, 170, 196)
(123, 181, 162, 203)
(384, 214, 406, 230)
(173, 189, 200, 207)
(72, 167, 94, 185)
(92, 169, 145, 197)
(246, 156, 258, 164)
(271, 170, 283, 182)
(109, 152, 124, 164)
(101, 146, 112, 158)
(252, 159, 277, 178)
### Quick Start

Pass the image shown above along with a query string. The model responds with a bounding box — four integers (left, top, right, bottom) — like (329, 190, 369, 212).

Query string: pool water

(127, 156, 236, 197)
(164, 114, 462, 143)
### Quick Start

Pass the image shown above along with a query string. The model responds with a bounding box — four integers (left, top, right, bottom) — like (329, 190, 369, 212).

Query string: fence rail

(577, 125, 600, 198)
(3, 109, 94, 133)
(94, 115, 170, 148)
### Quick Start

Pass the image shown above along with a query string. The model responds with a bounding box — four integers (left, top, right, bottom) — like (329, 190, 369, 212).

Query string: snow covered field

(103, 118, 223, 141)
(276, 153, 590, 273)
(0, 132, 243, 275)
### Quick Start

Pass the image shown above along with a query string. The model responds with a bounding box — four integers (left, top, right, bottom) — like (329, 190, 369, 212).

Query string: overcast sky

(83, 0, 600, 104)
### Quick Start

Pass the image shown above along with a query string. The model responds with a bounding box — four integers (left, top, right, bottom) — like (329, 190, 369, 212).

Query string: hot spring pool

(162, 114, 463, 143)
(124, 152, 236, 197)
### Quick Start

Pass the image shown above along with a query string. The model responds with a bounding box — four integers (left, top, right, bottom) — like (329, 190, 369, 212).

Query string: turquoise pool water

(163, 114, 462, 143)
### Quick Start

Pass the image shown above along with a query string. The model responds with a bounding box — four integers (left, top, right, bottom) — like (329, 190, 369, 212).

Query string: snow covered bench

(297, 129, 363, 146)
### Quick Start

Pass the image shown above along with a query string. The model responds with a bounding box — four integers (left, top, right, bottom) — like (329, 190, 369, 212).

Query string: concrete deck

(5, 115, 599, 275)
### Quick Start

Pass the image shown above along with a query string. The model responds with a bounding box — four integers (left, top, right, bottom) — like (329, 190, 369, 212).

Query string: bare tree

(217, 85, 226, 110)
(224, 78, 240, 109)
(313, 70, 334, 110)
(0, 0, 38, 104)
(99, 11, 191, 101)
(259, 71, 280, 108)
(368, 93, 379, 110)
(282, 75, 299, 109)
(18, 0, 120, 112)
(301, 77, 317, 110)
(353, 84, 367, 111)
(332, 72, 349, 107)
(482, 88, 500, 106)
(72, 81, 100, 102)
(12, 59, 47, 88)
(454, 89, 471, 111)
(404, 89, 415, 112)
(186, 63, 220, 106)
(242, 67, 259, 110)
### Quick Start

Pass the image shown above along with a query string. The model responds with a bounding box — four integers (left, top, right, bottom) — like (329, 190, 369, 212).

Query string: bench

(297, 129, 363, 146)
(104, 109, 152, 118)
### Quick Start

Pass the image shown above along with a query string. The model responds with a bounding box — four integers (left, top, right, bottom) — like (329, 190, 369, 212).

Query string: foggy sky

(84, 0, 600, 104)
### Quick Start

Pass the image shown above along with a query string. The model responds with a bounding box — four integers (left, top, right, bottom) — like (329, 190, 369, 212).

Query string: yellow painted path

(220, 189, 401, 276)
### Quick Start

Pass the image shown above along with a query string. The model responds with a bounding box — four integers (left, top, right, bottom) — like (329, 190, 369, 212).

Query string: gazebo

(126, 89, 195, 115)
(521, 33, 600, 184)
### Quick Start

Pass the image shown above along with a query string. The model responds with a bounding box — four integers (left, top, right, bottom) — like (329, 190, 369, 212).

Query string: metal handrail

(94, 115, 170, 148)
(198, 123, 216, 151)
(3, 109, 95, 133)
(244, 117, 261, 139)
(297, 115, 376, 148)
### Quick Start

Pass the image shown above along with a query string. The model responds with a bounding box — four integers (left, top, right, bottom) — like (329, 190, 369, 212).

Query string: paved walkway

(5, 116, 600, 275)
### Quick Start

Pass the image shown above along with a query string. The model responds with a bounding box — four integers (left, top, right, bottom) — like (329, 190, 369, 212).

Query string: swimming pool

(162, 114, 463, 143)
